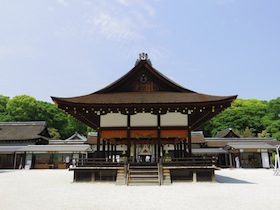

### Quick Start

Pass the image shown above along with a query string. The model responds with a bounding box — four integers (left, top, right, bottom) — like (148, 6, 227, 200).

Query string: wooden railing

(162, 156, 217, 167)
(76, 158, 126, 167)
(74, 156, 216, 168)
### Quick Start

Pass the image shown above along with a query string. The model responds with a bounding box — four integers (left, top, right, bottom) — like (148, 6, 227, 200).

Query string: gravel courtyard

(0, 169, 279, 210)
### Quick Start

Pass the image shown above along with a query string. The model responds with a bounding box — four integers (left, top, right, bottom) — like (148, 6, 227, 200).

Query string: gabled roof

(191, 131, 205, 143)
(52, 59, 237, 106)
(205, 137, 278, 148)
(51, 54, 237, 130)
(65, 132, 87, 141)
(0, 122, 50, 143)
(17, 145, 91, 153)
(216, 128, 240, 138)
(226, 142, 275, 149)
(95, 60, 193, 94)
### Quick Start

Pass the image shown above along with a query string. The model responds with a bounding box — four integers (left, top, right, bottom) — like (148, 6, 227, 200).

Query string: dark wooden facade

(52, 53, 237, 163)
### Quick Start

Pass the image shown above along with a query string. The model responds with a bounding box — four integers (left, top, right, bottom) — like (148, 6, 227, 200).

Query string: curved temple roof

(51, 54, 237, 129)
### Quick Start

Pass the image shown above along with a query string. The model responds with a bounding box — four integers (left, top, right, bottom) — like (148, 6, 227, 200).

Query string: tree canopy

(201, 98, 280, 140)
(0, 94, 279, 140)
(0, 94, 89, 139)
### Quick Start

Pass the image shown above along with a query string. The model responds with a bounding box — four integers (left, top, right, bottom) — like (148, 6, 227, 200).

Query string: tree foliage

(1, 94, 280, 140)
(0, 94, 88, 139)
(200, 98, 280, 140)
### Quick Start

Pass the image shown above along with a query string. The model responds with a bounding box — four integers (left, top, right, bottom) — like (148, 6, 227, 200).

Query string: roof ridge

(0, 121, 46, 126)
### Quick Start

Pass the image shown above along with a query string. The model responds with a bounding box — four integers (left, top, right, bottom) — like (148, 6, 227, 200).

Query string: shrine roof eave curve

(51, 92, 237, 107)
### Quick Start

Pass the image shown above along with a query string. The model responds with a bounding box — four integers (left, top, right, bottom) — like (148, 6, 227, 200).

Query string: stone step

(129, 170, 158, 173)
(129, 178, 159, 183)
(127, 165, 160, 185)
(129, 166, 158, 169)
(130, 174, 159, 178)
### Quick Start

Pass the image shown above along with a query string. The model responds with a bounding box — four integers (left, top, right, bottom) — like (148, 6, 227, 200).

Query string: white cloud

(52, 0, 157, 43)
(87, 13, 144, 41)
(51, 0, 163, 60)
(0, 47, 34, 59)
(48, 6, 55, 12)
(57, 0, 69, 6)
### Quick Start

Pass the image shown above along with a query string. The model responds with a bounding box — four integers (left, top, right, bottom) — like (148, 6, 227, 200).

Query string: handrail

(162, 156, 217, 167)
(75, 156, 216, 167)
(76, 158, 126, 167)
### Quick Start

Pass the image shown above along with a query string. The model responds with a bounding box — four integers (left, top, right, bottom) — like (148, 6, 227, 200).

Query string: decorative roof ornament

(135, 52, 152, 66)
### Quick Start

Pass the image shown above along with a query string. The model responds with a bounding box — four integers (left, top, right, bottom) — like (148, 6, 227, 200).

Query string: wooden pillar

(97, 129, 101, 158)
(106, 140, 110, 161)
(97, 115, 101, 158)
(179, 142, 182, 158)
(188, 128, 192, 155)
(114, 145, 117, 162)
(154, 142, 157, 161)
(183, 138, 187, 158)
(13, 152, 17, 169)
(133, 140, 137, 162)
(102, 139, 106, 158)
(127, 115, 131, 162)
(225, 153, 228, 167)
(174, 144, 177, 158)
(157, 115, 161, 161)
(110, 143, 114, 162)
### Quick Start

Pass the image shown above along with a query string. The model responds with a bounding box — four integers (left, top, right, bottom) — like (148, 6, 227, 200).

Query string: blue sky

(0, 0, 279, 103)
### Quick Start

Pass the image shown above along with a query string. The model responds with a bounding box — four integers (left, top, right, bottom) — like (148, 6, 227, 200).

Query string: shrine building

(52, 53, 237, 184)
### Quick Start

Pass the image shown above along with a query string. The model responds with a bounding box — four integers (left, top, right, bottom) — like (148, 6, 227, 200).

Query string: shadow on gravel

(0, 170, 14, 174)
(216, 175, 254, 184)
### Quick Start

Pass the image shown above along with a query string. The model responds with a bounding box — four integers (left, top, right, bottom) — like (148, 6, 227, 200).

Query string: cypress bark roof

(51, 55, 237, 130)
(0, 122, 50, 143)
(52, 59, 237, 106)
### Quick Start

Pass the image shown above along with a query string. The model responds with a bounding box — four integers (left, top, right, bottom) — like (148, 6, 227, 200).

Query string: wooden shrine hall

(52, 53, 237, 185)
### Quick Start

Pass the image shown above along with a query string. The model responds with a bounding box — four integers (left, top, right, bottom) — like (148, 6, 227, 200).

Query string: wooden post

(183, 138, 187, 158)
(13, 152, 17, 169)
(157, 115, 161, 161)
(97, 115, 101, 158)
(107, 140, 110, 161)
(111, 143, 114, 162)
(114, 145, 117, 162)
(133, 139, 136, 162)
(188, 128, 192, 155)
(154, 142, 157, 161)
(97, 129, 100, 158)
(127, 115, 131, 162)
(102, 139, 106, 158)
(179, 142, 182, 158)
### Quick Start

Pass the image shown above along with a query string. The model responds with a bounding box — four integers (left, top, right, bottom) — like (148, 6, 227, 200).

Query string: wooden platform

(70, 157, 218, 184)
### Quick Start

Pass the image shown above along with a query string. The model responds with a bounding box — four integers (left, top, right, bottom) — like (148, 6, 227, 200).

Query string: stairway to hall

(127, 164, 160, 186)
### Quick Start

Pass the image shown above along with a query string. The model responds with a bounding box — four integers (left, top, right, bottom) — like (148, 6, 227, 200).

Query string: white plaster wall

(161, 113, 188, 126)
(100, 113, 127, 127)
(131, 113, 157, 126)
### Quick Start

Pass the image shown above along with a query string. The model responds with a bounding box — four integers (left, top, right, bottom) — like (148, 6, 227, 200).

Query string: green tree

(48, 128, 61, 139)
(202, 99, 268, 136)
(258, 130, 271, 138)
(0, 95, 13, 121)
(6, 95, 39, 121)
(234, 127, 255, 138)
(261, 98, 280, 140)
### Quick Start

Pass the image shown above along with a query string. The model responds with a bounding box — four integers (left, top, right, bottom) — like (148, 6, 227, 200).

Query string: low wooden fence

(162, 156, 217, 167)
(76, 158, 126, 167)
(75, 156, 216, 168)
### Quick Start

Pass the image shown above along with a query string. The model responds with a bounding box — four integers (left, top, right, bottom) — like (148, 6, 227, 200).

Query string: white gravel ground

(0, 169, 279, 210)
